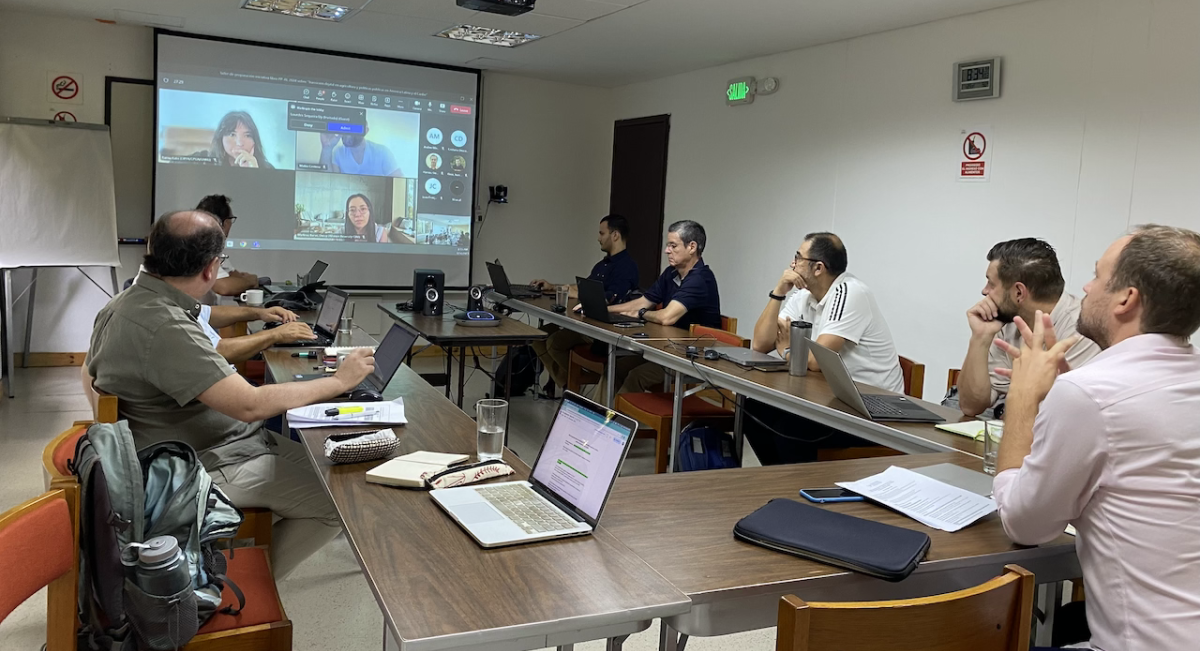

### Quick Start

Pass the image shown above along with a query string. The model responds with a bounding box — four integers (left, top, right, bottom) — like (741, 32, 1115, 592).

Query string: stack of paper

(837, 466, 996, 533)
(935, 420, 986, 440)
(287, 397, 406, 429)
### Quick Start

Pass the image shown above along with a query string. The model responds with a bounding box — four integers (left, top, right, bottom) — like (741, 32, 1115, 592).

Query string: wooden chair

(67, 387, 273, 547)
(614, 321, 745, 473)
(898, 356, 924, 399)
(776, 564, 1034, 651)
(566, 345, 606, 396)
(0, 489, 79, 651)
(948, 368, 961, 392)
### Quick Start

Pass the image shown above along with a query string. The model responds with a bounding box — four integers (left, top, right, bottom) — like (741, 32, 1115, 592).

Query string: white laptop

(430, 391, 639, 548)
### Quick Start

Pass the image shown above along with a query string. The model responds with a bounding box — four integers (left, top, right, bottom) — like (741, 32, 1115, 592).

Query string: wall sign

(958, 127, 992, 182)
(48, 72, 84, 104)
(726, 77, 755, 106)
(53, 110, 77, 122)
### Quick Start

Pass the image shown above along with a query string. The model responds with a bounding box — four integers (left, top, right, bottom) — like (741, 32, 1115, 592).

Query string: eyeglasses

(217, 254, 229, 264)
(224, 216, 238, 223)
(794, 252, 823, 266)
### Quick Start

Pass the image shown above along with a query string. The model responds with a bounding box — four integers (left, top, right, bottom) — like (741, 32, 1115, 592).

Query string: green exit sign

(726, 76, 755, 106)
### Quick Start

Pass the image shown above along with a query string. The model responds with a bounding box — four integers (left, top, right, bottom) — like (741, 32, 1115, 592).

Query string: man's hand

(967, 296, 1005, 339)
(530, 279, 550, 290)
(257, 307, 298, 323)
(775, 268, 805, 296)
(271, 322, 317, 344)
(231, 270, 257, 282)
(320, 133, 340, 147)
(776, 316, 791, 348)
(334, 348, 375, 391)
(994, 311, 1079, 404)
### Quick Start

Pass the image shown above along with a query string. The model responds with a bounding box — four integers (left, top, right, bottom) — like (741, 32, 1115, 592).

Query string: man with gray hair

(610, 220, 722, 393)
(84, 210, 376, 579)
(994, 225, 1200, 650)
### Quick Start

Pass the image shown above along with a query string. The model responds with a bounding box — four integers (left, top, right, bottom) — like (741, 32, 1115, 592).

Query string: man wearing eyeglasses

(197, 194, 261, 305)
(745, 232, 903, 464)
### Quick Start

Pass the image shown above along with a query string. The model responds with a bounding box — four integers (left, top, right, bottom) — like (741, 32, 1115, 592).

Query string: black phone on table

(799, 487, 864, 503)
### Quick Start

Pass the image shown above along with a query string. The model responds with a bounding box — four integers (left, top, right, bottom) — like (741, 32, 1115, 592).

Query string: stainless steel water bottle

(789, 320, 812, 377)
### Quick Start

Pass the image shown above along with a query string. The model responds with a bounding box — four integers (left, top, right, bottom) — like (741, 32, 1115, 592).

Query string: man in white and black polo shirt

(745, 232, 904, 464)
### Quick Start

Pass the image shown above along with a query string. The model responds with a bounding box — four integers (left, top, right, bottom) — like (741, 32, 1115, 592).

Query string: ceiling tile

(529, 0, 627, 22)
(463, 11, 583, 37)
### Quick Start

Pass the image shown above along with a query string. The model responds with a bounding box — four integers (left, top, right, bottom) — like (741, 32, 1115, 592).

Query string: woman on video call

(344, 193, 387, 243)
(195, 111, 274, 168)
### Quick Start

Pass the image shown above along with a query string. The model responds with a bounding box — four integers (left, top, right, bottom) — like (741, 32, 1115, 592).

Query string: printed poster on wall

(958, 126, 991, 182)
(47, 72, 84, 105)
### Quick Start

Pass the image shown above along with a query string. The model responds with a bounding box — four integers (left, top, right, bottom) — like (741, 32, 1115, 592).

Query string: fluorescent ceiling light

(242, 0, 354, 21)
(436, 25, 541, 47)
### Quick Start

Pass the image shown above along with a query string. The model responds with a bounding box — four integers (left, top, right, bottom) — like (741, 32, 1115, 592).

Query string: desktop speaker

(467, 285, 487, 311)
(413, 269, 444, 315)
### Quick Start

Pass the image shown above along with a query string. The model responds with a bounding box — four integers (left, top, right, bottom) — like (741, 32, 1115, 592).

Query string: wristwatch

(637, 307, 649, 320)
(768, 291, 787, 301)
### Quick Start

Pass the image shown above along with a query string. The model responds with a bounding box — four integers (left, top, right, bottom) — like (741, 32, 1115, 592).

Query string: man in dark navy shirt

(530, 215, 640, 392)
(611, 219, 722, 393)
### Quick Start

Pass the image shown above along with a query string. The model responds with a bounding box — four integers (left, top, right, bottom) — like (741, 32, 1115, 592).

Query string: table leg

(443, 346, 452, 400)
(557, 646, 574, 651)
(658, 621, 681, 651)
(606, 634, 630, 651)
(1035, 581, 1063, 647)
(457, 345, 467, 409)
(733, 393, 746, 464)
(3, 269, 15, 398)
(383, 622, 398, 651)
(668, 370, 683, 473)
(21, 269, 36, 368)
(605, 344, 617, 408)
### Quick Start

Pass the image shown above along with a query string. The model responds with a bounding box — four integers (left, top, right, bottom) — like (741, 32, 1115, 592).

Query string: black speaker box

(467, 285, 487, 311)
(414, 269, 445, 316)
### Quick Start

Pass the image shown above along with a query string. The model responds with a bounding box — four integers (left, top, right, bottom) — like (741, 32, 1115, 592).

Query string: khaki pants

(212, 433, 341, 579)
(530, 324, 591, 389)
(617, 360, 668, 394)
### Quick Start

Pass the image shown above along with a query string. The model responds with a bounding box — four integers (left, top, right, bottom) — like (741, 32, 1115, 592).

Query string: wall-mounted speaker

(413, 269, 444, 316)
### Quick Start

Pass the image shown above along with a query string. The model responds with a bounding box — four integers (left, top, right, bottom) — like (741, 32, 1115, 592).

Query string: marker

(324, 406, 367, 417)
(291, 351, 319, 358)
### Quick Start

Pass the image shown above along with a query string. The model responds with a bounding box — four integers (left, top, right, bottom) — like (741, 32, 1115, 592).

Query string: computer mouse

(262, 321, 281, 330)
(552, 304, 567, 313)
(348, 388, 382, 402)
(704, 349, 721, 361)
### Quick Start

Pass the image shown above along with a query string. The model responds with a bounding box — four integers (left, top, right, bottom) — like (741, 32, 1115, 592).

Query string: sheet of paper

(287, 397, 405, 428)
(838, 465, 996, 533)
(935, 420, 986, 440)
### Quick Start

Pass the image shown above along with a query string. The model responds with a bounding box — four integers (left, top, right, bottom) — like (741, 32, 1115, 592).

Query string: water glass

(476, 399, 508, 461)
(982, 419, 1004, 475)
(555, 285, 570, 307)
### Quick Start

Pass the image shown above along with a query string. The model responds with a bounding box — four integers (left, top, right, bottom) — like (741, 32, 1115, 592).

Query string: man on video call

(318, 115, 404, 177)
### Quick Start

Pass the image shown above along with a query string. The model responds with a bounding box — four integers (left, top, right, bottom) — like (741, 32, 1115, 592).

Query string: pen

(332, 409, 379, 421)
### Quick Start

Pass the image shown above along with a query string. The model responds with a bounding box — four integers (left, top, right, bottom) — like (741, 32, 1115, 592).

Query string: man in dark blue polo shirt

(611, 219, 721, 393)
(530, 214, 640, 392)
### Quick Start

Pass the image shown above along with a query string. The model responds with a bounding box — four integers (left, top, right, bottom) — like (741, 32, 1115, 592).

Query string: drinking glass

(983, 419, 1004, 475)
(476, 399, 508, 461)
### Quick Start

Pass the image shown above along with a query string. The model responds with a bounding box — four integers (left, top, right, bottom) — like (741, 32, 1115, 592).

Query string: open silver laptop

(810, 342, 944, 423)
(431, 391, 638, 548)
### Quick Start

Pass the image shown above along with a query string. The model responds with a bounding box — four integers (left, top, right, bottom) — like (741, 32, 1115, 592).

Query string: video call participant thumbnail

(319, 114, 404, 177)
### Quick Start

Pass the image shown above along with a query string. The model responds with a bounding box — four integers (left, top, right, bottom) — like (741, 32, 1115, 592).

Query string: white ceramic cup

(240, 288, 264, 306)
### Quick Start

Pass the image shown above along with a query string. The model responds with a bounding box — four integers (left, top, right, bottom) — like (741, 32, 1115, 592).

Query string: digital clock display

(960, 64, 991, 91)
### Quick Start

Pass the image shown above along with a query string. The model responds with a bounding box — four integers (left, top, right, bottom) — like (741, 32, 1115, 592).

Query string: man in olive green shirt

(85, 210, 376, 578)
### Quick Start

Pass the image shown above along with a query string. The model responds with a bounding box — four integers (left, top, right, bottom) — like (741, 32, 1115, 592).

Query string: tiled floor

(0, 362, 769, 651)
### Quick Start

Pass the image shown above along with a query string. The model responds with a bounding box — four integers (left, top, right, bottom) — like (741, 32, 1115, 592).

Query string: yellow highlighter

(323, 406, 366, 417)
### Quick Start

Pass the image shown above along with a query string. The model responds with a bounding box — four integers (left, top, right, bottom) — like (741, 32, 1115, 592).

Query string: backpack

(491, 345, 537, 398)
(73, 421, 246, 650)
(675, 422, 740, 471)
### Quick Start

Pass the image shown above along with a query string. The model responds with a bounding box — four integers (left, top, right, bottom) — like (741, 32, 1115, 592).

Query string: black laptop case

(733, 498, 930, 582)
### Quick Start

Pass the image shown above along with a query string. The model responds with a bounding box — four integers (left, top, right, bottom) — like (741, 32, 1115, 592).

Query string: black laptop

(576, 277, 642, 324)
(272, 286, 349, 347)
(293, 324, 418, 398)
(486, 262, 542, 298)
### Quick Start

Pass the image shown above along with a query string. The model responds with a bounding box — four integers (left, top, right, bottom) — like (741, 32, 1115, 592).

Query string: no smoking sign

(47, 71, 84, 104)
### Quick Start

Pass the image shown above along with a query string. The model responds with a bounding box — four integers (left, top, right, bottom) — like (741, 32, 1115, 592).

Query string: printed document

(838, 466, 996, 532)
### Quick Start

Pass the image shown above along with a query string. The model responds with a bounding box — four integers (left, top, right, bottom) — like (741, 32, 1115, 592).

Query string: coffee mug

(240, 289, 264, 306)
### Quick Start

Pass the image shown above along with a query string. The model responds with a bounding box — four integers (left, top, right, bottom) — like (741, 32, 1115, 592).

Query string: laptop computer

(265, 260, 328, 294)
(713, 345, 788, 368)
(809, 341, 945, 423)
(293, 323, 418, 398)
(486, 261, 542, 298)
(576, 277, 643, 324)
(431, 391, 639, 548)
(272, 286, 349, 347)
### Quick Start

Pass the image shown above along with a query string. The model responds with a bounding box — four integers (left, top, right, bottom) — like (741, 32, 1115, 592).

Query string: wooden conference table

(263, 347, 690, 651)
(378, 302, 547, 408)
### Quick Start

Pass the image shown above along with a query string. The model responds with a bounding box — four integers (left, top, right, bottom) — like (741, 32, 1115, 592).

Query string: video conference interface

(155, 36, 478, 259)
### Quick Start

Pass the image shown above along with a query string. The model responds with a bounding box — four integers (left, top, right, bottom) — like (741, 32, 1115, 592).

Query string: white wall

(611, 0, 1200, 398)
(0, 9, 611, 354)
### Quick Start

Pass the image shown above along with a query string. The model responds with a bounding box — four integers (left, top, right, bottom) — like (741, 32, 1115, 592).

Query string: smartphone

(631, 332, 649, 338)
(799, 487, 864, 503)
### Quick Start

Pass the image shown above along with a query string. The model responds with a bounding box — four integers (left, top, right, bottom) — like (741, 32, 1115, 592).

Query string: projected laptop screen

(530, 398, 633, 521)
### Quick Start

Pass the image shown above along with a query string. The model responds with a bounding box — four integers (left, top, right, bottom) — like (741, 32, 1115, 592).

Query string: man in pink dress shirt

(993, 224, 1200, 651)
